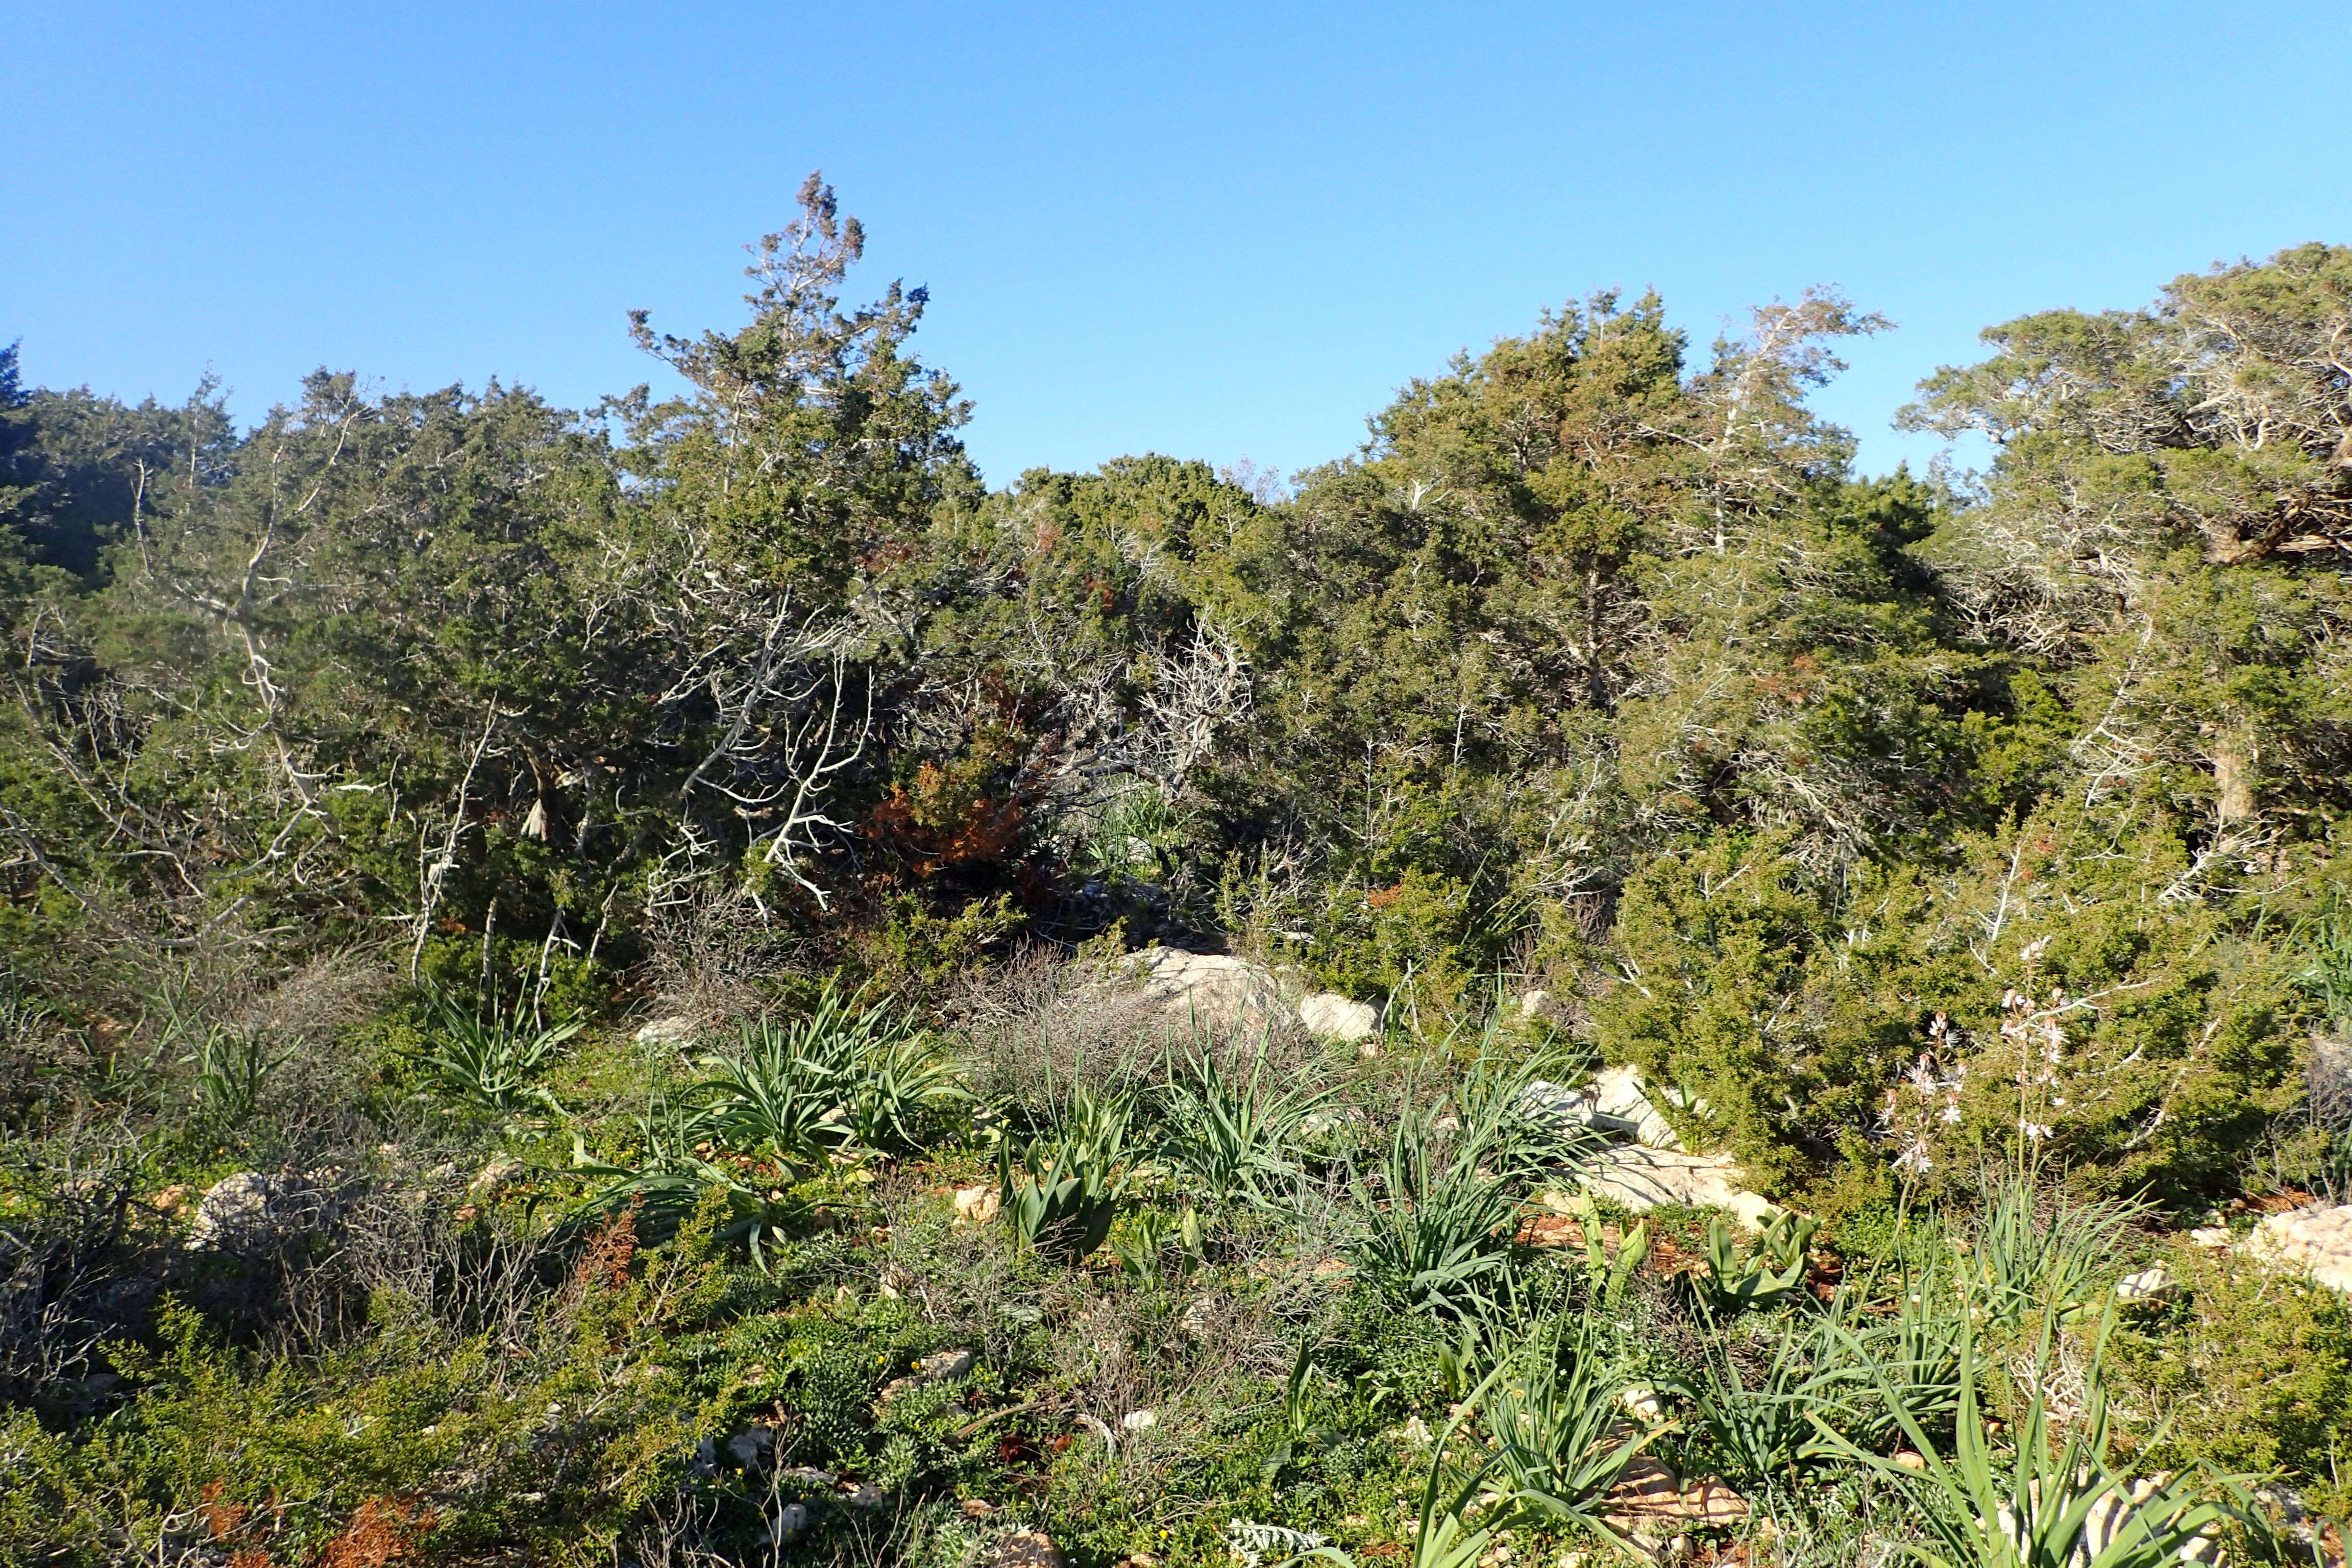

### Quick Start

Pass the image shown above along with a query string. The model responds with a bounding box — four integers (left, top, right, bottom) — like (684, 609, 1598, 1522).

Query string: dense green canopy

(6, 191, 2350, 1203)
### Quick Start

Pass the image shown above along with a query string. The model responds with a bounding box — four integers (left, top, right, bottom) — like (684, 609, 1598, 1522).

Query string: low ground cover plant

(10, 953, 2344, 1568)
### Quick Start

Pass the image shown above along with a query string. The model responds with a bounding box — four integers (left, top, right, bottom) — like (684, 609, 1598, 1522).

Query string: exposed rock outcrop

(1297, 991, 1380, 1041)
(1121, 945, 1381, 1042)
(1577, 1146, 1780, 1231)
(1515, 1067, 1684, 1150)
(470, 1154, 527, 1195)
(1604, 1458, 1749, 1534)
(918, 1347, 975, 1382)
(2243, 1202, 2352, 1294)
(1126, 948, 1283, 1030)
(994, 1530, 1066, 1568)
(185, 1171, 340, 1253)
(1523, 1065, 1779, 1231)
(632, 1014, 697, 1047)
(1590, 1065, 1686, 1150)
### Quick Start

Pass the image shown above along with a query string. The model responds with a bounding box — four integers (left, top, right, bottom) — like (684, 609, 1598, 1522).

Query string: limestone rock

(1603, 1459, 1748, 1533)
(633, 1014, 697, 1047)
(1517, 1067, 1687, 1149)
(1590, 1065, 1684, 1150)
(2243, 1202, 2352, 1293)
(185, 1171, 337, 1253)
(470, 1154, 527, 1195)
(1514, 1079, 1601, 1138)
(1521, 1065, 1774, 1230)
(954, 1184, 1000, 1223)
(2005, 1480, 2220, 1566)
(919, 1347, 975, 1382)
(1124, 947, 1283, 1030)
(1177, 1293, 1219, 1340)
(1297, 991, 1380, 1041)
(995, 1530, 1066, 1568)
(1576, 1146, 1779, 1231)
(1516, 1206, 1590, 1248)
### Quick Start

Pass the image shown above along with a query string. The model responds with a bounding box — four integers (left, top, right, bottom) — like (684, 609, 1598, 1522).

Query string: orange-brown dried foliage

(315, 1498, 434, 1568)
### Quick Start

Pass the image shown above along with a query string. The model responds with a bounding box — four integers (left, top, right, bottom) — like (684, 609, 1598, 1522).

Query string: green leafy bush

(412, 986, 585, 1120)
(1154, 1036, 1337, 1211)
(2108, 1244, 2352, 1520)
(1000, 1085, 1141, 1260)
(1483, 1313, 1650, 1536)
(1817, 1320, 2256, 1568)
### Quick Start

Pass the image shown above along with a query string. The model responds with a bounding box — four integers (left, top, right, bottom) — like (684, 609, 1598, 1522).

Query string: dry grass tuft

(641, 884, 810, 1026)
(947, 944, 1320, 1106)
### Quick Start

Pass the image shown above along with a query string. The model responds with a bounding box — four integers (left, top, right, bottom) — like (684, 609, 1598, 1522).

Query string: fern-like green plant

(1963, 1174, 2145, 1329)
(1684, 1314, 1838, 1483)
(571, 1099, 801, 1269)
(2291, 895, 2352, 1032)
(1074, 783, 1184, 884)
(1348, 1039, 1591, 1321)
(695, 1022, 851, 1172)
(689, 981, 966, 1170)
(1109, 1203, 1202, 1280)
(1350, 1104, 1527, 1320)
(179, 1023, 286, 1129)
(1825, 1260, 1970, 1454)
(1394, 1362, 1520, 1568)
(1485, 1313, 1649, 1541)
(843, 1029, 969, 1152)
(1247, 1354, 1630, 1568)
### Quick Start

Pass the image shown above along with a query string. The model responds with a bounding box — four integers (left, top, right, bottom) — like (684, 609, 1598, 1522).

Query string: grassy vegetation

(2, 953, 2346, 1567)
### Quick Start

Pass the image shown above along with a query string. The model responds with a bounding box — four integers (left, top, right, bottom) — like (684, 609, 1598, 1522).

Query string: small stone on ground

(995, 1529, 1066, 1568)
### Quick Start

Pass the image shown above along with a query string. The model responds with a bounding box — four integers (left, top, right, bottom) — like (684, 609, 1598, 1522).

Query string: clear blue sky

(7, 1, 2347, 486)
